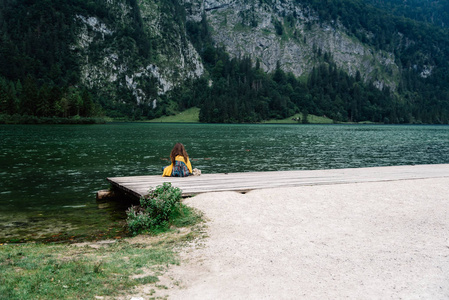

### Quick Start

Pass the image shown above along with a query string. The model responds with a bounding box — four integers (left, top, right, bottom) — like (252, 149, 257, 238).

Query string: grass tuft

(0, 202, 204, 299)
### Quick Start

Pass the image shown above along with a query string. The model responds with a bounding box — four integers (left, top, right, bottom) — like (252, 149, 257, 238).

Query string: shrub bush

(126, 182, 183, 235)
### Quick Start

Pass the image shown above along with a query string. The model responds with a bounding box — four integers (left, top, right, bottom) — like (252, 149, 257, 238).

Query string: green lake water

(1, 123, 449, 242)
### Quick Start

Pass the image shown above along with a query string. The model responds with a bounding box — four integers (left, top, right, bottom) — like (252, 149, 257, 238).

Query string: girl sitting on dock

(162, 143, 193, 177)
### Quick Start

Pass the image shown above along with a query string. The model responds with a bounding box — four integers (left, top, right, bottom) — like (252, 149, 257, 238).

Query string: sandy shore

(146, 177, 449, 299)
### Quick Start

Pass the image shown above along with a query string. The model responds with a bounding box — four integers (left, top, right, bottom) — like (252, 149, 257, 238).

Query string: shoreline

(148, 177, 449, 299)
(2, 169, 449, 298)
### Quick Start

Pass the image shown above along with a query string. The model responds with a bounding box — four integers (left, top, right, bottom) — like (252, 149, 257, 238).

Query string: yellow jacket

(162, 155, 193, 177)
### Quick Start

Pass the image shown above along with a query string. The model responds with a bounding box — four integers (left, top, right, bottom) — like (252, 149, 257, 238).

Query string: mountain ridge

(0, 0, 448, 123)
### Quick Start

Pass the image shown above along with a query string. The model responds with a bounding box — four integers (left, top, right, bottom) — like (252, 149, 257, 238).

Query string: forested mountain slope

(366, 0, 449, 28)
(0, 0, 448, 123)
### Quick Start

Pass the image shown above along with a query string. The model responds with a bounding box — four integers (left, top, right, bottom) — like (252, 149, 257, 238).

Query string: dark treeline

(0, 0, 158, 120)
(0, 0, 105, 119)
(165, 45, 399, 123)
(0, 76, 100, 118)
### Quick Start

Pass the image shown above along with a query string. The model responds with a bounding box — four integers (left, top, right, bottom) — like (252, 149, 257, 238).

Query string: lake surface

(1, 123, 449, 242)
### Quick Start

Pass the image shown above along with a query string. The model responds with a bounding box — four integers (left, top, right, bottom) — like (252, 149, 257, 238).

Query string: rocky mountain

(1, 0, 448, 123)
(75, 0, 400, 95)
(73, 0, 446, 113)
(186, 0, 399, 90)
(73, 0, 204, 105)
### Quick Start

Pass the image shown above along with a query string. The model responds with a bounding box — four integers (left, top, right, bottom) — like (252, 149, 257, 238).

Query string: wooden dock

(107, 164, 449, 199)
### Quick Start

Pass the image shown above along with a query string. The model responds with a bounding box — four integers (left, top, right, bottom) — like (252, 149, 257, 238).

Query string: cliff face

(72, 0, 204, 105)
(184, 0, 400, 91)
(71, 0, 434, 103)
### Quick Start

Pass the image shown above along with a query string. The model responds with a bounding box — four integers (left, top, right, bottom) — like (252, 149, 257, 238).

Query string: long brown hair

(170, 143, 189, 165)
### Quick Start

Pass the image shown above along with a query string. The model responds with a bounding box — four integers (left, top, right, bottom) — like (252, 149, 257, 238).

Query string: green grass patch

(232, 23, 250, 33)
(262, 112, 334, 124)
(355, 120, 376, 124)
(261, 28, 272, 36)
(147, 107, 200, 123)
(0, 204, 204, 299)
(0, 242, 167, 299)
(306, 114, 335, 124)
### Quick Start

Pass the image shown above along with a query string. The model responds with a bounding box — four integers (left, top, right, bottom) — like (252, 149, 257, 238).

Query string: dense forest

(291, 0, 449, 123)
(169, 45, 397, 123)
(0, 0, 448, 124)
(365, 0, 449, 28)
(0, 0, 160, 123)
(173, 0, 449, 123)
(0, 0, 103, 122)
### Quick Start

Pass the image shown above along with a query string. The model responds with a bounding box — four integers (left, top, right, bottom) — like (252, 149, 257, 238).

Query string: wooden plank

(107, 164, 449, 199)
(108, 164, 445, 198)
